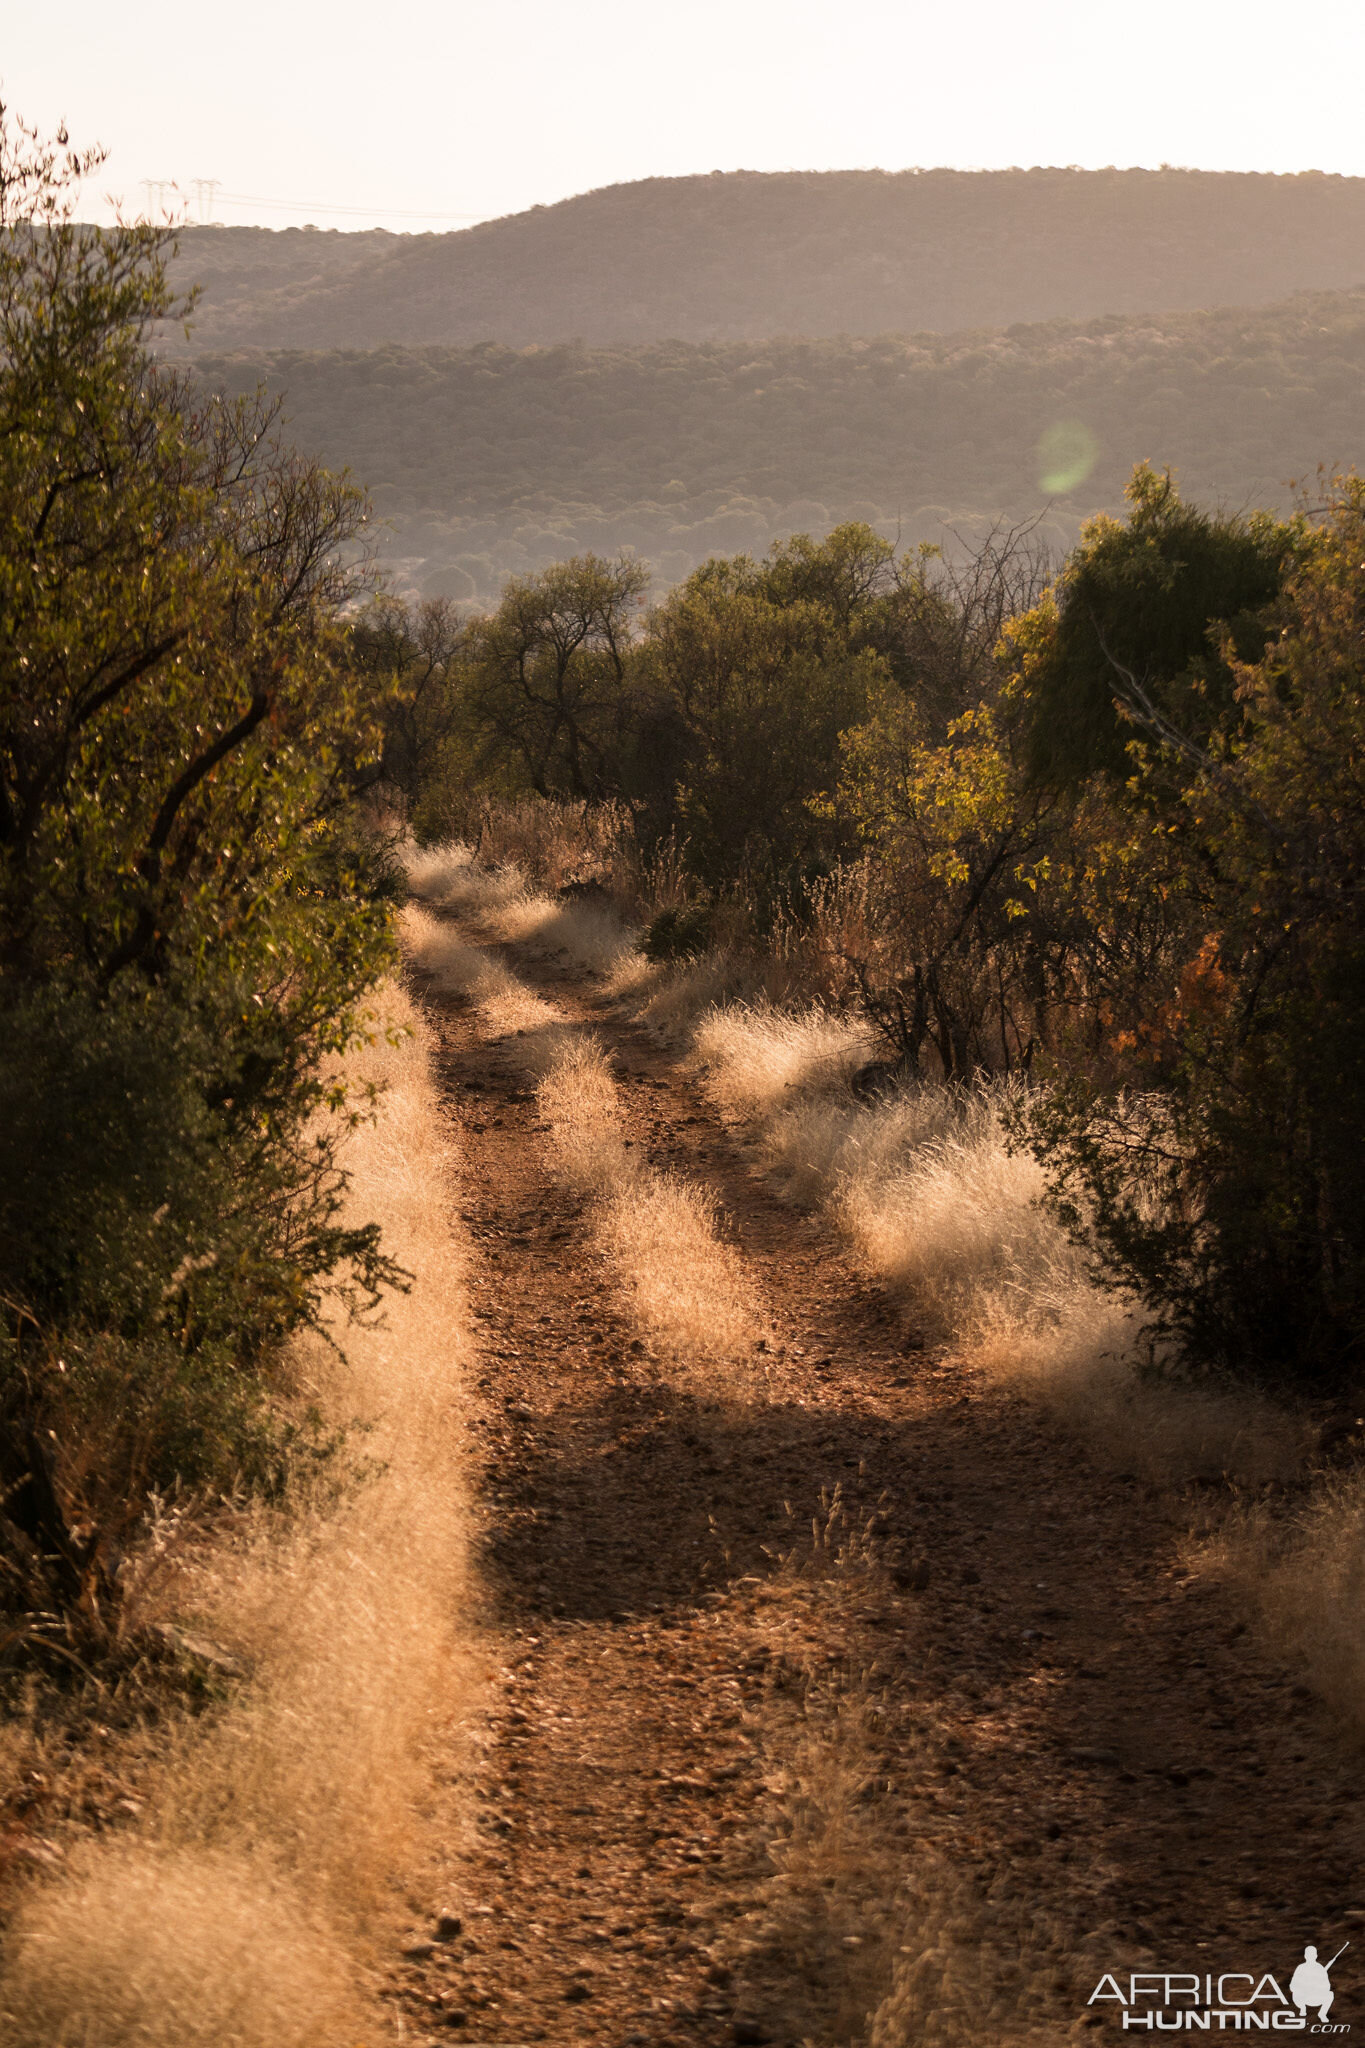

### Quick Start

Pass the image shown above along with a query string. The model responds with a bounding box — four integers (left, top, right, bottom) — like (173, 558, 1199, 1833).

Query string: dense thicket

(381, 470, 1365, 1392)
(159, 167, 1365, 354)
(0, 112, 399, 1638)
(193, 287, 1365, 597)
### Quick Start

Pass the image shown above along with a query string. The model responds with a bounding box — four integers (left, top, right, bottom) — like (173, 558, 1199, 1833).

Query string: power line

(148, 182, 485, 226)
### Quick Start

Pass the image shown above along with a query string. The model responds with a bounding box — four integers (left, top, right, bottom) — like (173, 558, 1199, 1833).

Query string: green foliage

(460, 554, 649, 799)
(0, 109, 399, 1631)
(1011, 478, 1365, 1386)
(641, 537, 885, 889)
(1014, 465, 1302, 784)
(348, 595, 469, 826)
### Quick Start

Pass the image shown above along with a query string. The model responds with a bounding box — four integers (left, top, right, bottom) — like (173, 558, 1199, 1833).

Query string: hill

(193, 285, 1365, 599)
(164, 168, 1365, 354)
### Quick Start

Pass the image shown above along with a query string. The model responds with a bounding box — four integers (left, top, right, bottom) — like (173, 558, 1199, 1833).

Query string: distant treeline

(194, 286, 1365, 597)
(160, 167, 1365, 355)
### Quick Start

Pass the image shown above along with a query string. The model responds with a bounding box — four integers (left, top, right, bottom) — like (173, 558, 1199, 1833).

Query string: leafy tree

(1015, 465, 1301, 786)
(350, 594, 467, 821)
(643, 541, 884, 891)
(1017, 478, 1365, 1386)
(0, 108, 399, 1628)
(461, 553, 648, 798)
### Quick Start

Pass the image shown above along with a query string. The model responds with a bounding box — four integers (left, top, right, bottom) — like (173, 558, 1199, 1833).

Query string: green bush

(1012, 478, 1365, 1388)
(0, 111, 400, 1635)
(641, 903, 715, 962)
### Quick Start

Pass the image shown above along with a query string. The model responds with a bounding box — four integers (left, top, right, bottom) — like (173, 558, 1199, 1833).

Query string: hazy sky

(6, 0, 1364, 232)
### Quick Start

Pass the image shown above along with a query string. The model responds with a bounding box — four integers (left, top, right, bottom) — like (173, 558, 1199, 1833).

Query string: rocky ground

(385, 912, 1364, 2047)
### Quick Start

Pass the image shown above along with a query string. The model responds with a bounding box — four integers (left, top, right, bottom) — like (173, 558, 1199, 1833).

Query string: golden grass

(406, 834, 648, 987)
(1, 1844, 366, 2048)
(1201, 1468, 1365, 1738)
(598, 1173, 759, 1366)
(0, 983, 480, 2048)
(694, 1001, 875, 1118)
(690, 1003, 1304, 1487)
(533, 1028, 763, 1369)
(402, 900, 562, 1035)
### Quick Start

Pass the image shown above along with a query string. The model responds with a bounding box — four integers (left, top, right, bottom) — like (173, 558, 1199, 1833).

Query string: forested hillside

(195, 285, 1365, 597)
(162, 167, 1365, 354)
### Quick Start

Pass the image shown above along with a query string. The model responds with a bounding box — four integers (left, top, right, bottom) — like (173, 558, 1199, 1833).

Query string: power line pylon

(140, 178, 178, 221)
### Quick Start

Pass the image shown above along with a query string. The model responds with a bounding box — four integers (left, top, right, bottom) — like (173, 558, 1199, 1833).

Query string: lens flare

(1036, 420, 1098, 495)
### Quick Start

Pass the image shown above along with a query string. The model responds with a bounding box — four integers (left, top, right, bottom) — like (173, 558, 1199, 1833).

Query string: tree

(1016, 477, 1365, 1387)
(1015, 465, 1302, 787)
(350, 594, 467, 820)
(461, 554, 648, 798)
(0, 108, 399, 1628)
(643, 547, 883, 892)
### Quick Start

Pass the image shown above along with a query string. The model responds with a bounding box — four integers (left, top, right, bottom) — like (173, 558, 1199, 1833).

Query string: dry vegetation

(0, 986, 481, 2048)
(1199, 1466, 1365, 1743)
(410, 823, 1354, 1814)
(405, 890, 760, 1377)
(690, 1005, 1307, 1491)
(411, 835, 1306, 1492)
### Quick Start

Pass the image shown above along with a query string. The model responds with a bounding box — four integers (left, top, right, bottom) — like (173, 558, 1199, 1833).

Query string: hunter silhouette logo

(1086, 1939, 1351, 2031)
(1291, 1947, 1348, 2025)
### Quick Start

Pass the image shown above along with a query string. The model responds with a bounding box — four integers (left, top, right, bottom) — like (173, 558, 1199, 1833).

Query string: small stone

(734, 2024, 769, 2045)
(564, 1979, 592, 2002)
(434, 1913, 462, 1942)
(402, 1940, 436, 1960)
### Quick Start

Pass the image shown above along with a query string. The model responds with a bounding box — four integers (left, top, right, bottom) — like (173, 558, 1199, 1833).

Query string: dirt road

(387, 913, 1364, 2046)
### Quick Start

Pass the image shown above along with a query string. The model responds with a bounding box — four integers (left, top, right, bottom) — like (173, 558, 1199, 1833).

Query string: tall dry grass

(691, 1003, 1303, 1487)
(405, 838, 647, 988)
(0, 984, 480, 2048)
(1201, 1466, 1365, 1740)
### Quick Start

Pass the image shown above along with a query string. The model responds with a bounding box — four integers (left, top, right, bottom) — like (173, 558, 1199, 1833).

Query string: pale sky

(5, 0, 1363, 232)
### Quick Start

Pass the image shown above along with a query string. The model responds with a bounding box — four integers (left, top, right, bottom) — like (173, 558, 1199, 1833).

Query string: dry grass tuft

(499, 891, 645, 982)
(0, 1844, 365, 2048)
(402, 900, 562, 1034)
(536, 1032, 635, 1191)
(0, 981, 480, 2045)
(598, 1174, 758, 1366)
(869, 1863, 1087, 2048)
(1202, 1469, 1365, 1737)
(694, 1002, 874, 1118)
(531, 1026, 764, 1369)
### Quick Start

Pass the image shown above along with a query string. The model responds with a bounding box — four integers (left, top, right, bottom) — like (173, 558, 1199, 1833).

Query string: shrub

(0, 109, 400, 1633)
(642, 903, 715, 962)
(1014, 478, 1365, 1388)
